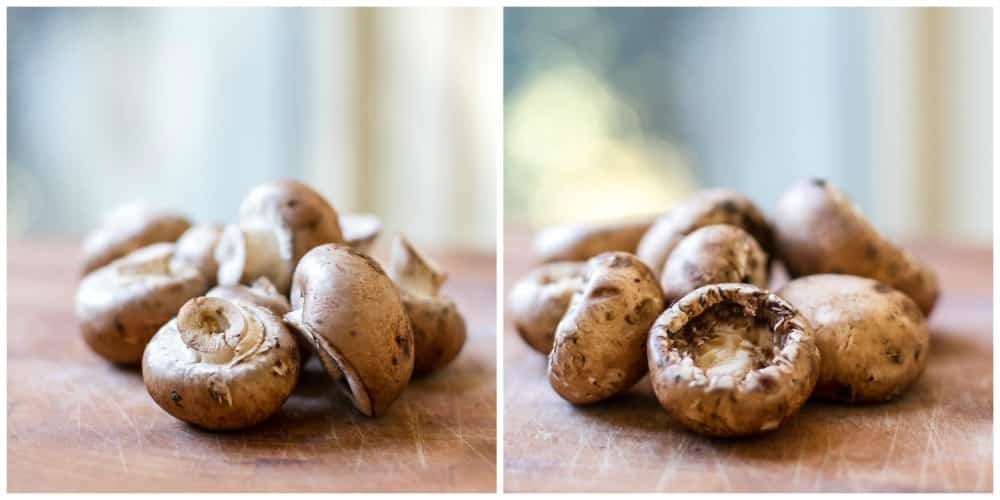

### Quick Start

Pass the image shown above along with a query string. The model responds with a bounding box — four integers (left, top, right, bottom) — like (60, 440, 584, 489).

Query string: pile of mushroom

(510, 179, 936, 437)
(75, 179, 467, 430)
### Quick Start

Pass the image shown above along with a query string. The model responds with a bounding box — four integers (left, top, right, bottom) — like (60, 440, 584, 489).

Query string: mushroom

(142, 295, 300, 430)
(773, 178, 940, 315)
(635, 189, 775, 284)
(172, 223, 224, 285)
(660, 224, 768, 305)
(215, 179, 344, 294)
(507, 261, 586, 354)
(647, 283, 820, 437)
(81, 202, 191, 275)
(341, 212, 382, 254)
(534, 215, 656, 263)
(387, 235, 467, 376)
(207, 277, 290, 317)
(75, 243, 209, 364)
(778, 274, 929, 403)
(548, 252, 665, 404)
(283, 244, 413, 417)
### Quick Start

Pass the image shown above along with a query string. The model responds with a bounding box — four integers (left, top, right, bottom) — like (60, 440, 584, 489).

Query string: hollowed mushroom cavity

(647, 284, 820, 437)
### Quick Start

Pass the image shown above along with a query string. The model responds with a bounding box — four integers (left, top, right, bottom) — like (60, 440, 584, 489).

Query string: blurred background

(8, 7, 498, 252)
(505, 7, 992, 244)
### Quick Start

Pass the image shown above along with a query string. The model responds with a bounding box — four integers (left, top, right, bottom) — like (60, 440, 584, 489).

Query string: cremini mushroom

(284, 244, 413, 417)
(548, 252, 665, 404)
(215, 179, 344, 294)
(647, 283, 820, 437)
(75, 243, 209, 364)
(773, 178, 940, 315)
(172, 223, 224, 285)
(387, 235, 466, 376)
(81, 202, 191, 275)
(635, 189, 775, 284)
(534, 215, 656, 263)
(508, 261, 586, 354)
(143, 295, 300, 430)
(341, 212, 382, 254)
(778, 274, 929, 403)
(660, 224, 768, 305)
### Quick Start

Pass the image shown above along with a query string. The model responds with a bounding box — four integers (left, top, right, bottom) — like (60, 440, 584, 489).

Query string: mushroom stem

(215, 224, 292, 291)
(388, 235, 445, 297)
(177, 296, 264, 365)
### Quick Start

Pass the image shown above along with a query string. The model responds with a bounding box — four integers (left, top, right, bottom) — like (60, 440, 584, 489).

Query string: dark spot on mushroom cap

(170, 391, 183, 407)
(865, 242, 879, 258)
(391, 356, 398, 366)
(114, 317, 125, 335)
(286, 199, 299, 208)
(349, 330, 357, 337)
(720, 200, 738, 213)
(590, 286, 622, 299)
(887, 349, 903, 364)
(607, 254, 630, 268)
(874, 283, 892, 294)
(810, 178, 827, 187)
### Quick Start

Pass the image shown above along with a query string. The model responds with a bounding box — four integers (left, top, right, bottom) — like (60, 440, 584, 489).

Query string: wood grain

(7, 238, 497, 492)
(503, 228, 992, 492)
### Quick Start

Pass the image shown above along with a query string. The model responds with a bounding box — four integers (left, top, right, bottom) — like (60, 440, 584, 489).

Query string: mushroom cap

(238, 179, 344, 263)
(548, 252, 665, 404)
(508, 261, 586, 354)
(387, 236, 467, 376)
(635, 189, 775, 279)
(81, 203, 191, 275)
(284, 244, 413, 417)
(341, 212, 382, 254)
(534, 215, 656, 263)
(773, 178, 939, 314)
(142, 298, 300, 430)
(647, 283, 820, 437)
(75, 243, 209, 364)
(661, 224, 768, 304)
(172, 223, 224, 284)
(777, 274, 928, 403)
(399, 289, 467, 376)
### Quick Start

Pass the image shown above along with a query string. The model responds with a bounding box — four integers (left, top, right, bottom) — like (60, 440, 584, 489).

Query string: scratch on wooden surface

(407, 405, 427, 468)
(918, 389, 942, 491)
(105, 391, 142, 447)
(711, 445, 731, 492)
(596, 427, 618, 476)
(879, 407, 900, 476)
(116, 439, 128, 473)
(352, 425, 368, 472)
(654, 432, 689, 491)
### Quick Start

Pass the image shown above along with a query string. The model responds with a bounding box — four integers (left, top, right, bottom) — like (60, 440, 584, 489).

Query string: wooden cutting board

(502, 229, 992, 492)
(7, 238, 497, 492)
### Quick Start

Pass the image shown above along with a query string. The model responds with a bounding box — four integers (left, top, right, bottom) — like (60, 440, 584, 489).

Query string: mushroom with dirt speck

(283, 244, 413, 417)
(75, 243, 209, 364)
(387, 235, 467, 376)
(143, 295, 300, 430)
(772, 178, 940, 315)
(548, 252, 665, 404)
(508, 261, 586, 354)
(778, 274, 928, 403)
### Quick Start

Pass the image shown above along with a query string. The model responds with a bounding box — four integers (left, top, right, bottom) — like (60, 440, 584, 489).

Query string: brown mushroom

(81, 203, 190, 275)
(172, 223, 224, 285)
(143, 296, 300, 430)
(75, 243, 209, 364)
(534, 215, 656, 263)
(778, 274, 929, 403)
(507, 261, 586, 354)
(283, 244, 413, 417)
(660, 224, 768, 304)
(548, 252, 665, 404)
(647, 283, 820, 437)
(215, 179, 344, 294)
(773, 178, 940, 315)
(635, 189, 775, 283)
(387, 235, 467, 376)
